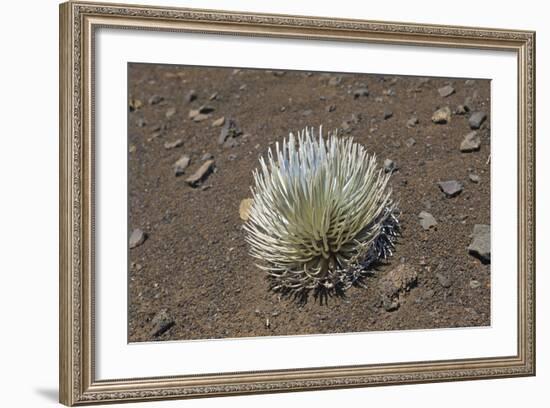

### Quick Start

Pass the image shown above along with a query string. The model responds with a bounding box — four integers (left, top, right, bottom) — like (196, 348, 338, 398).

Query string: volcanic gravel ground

(127, 63, 491, 342)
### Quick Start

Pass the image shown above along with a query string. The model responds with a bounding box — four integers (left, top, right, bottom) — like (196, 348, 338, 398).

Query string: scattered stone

(201, 152, 214, 161)
(468, 224, 491, 264)
(164, 139, 183, 150)
(418, 211, 437, 230)
(129, 144, 136, 153)
(209, 92, 218, 101)
(406, 116, 419, 127)
(188, 109, 200, 119)
(265, 318, 271, 329)
(455, 104, 469, 115)
(351, 113, 362, 124)
(239, 198, 253, 221)
(129, 229, 146, 249)
(341, 121, 351, 132)
(405, 137, 416, 148)
(384, 159, 397, 173)
(469, 111, 487, 129)
(137, 117, 147, 127)
(353, 87, 369, 98)
(465, 79, 476, 87)
(165, 107, 176, 119)
(280, 106, 286, 112)
(469, 280, 481, 289)
(469, 173, 480, 183)
(460, 131, 481, 152)
(174, 154, 191, 176)
(326, 104, 336, 112)
(383, 88, 396, 97)
(436, 272, 452, 288)
(379, 264, 417, 312)
(150, 309, 175, 337)
(328, 76, 342, 86)
(302, 109, 313, 116)
(239, 84, 247, 91)
(432, 106, 452, 124)
(148, 95, 163, 105)
(198, 105, 215, 114)
(437, 180, 463, 197)
(129, 98, 143, 112)
(212, 117, 225, 127)
(186, 90, 197, 103)
(228, 154, 238, 161)
(273, 71, 286, 77)
(438, 85, 455, 97)
(383, 109, 393, 120)
(218, 119, 242, 147)
(192, 113, 210, 122)
(186, 159, 215, 187)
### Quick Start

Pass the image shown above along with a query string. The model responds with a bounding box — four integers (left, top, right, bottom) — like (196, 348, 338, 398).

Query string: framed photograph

(59, 1, 536, 405)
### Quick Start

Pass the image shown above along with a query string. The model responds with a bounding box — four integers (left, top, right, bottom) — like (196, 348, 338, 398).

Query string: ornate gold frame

(59, 1, 536, 405)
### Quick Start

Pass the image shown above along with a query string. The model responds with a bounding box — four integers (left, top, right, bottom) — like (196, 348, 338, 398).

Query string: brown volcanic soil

(127, 63, 491, 342)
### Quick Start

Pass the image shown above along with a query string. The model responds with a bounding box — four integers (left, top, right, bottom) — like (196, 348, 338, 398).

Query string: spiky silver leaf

(244, 127, 399, 302)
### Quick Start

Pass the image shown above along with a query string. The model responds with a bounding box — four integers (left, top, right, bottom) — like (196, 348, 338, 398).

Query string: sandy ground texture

(127, 63, 491, 342)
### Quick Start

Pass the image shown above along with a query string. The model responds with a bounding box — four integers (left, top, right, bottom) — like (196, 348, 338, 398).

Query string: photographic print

(127, 64, 491, 342)
(60, 3, 535, 404)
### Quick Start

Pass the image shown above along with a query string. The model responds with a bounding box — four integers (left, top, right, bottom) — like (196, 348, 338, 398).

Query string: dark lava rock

(468, 224, 491, 264)
(438, 85, 455, 97)
(186, 90, 197, 103)
(418, 211, 437, 230)
(192, 113, 210, 123)
(186, 160, 215, 187)
(469, 111, 487, 129)
(406, 116, 419, 128)
(460, 131, 481, 152)
(129, 228, 146, 249)
(455, 104, 469, 115)
(353, 87, 369, 98)
(469, 173, 480, 183)
(212, 117, 225, 127)
(437, 180, 463, 198)
(431, 106, 452, 124)
(384, 159, 397, 173)
(405, 137, 416, 147)
(379, 264, 418, 312)
(148, 95, 164, 105)
(150, 309, 175, 337)
(218, 119, 241, 146)
(164, 139, 183, 150)
(173, 155, 190, 176)
(198, 105, 215, 114)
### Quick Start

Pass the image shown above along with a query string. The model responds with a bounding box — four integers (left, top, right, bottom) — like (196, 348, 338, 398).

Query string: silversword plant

(244, 126, 399, 302)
